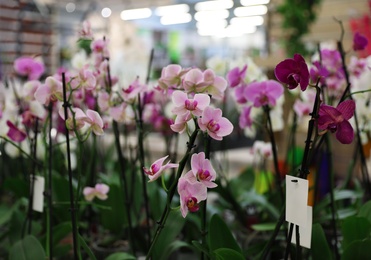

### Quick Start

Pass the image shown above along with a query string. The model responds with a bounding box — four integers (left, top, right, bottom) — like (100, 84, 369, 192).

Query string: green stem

(146, 128, 199, 259)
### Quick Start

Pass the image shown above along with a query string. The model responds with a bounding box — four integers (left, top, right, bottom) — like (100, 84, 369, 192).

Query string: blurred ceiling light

(234, 5, 268, 17)
(230, 16, 264, 26)
(217, 24, 257, 37)
(195, 0, 234, 11)
(65, 2, 75, 13)
(120, 8, 152, 20)
(101, 7, 112, 18)
(155, 4, 189, 16)
(194, 9, 229, 21)
(196, 19, 228, 30)
(160, 13, 192, 25)
(240, 0, 270, 6)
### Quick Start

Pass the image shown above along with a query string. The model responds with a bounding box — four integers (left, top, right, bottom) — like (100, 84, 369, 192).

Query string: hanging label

(285, 175, 308, 227)
(32, 175, 45, 212)
(290, 206, 313, 248)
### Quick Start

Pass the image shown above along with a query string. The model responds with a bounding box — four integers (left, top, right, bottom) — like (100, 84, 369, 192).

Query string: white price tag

(32, 175, 45, 212)
(285, 175, 308, 227)
(290, 206, 313, 249)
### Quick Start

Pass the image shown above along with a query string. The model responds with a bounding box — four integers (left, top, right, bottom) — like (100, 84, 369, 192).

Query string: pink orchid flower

(191, 152, 217, 188)
(244, 80, 284, 107)
(201, 69, 227, 100)
(178, 172, 207, 218)
(122, 78, 147, 102)
(274, 54, 309, 91)
(353, 32, 368, 51)
(198, 106, 233, 141)
(170, 113, 191, 134)
(227, 64, 247, 88)
(98, 91, 110, 112)
(79, 20, 93, 40)
(83, 183, 110, 201)
(293, 100, 312, 118)
(143, 155, 179, 182)
(318, 100, 355, 144)
(251, 140, 272, 159)
(182, 68, 209, 93)
(158, 64, 189, 91)
(171, 90, 210, 118)
(58, 106, 86, 131)
(83, 109, 104, 135)
(34, 76, 63, 105)
(6, 120, 27, 142)
(70, 67, 96, 90)
(14, 56, 45, 80)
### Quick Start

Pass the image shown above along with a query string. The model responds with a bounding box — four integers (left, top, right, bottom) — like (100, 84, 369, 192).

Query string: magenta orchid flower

(252, 140, 272, 159)
(6, 120, 27, 142)
(178, 172, 207, 218)
(244, 80, 284, 107)
(198, 106, 233, 141)
(353, 32, 368, 51)
(293, 100, 312, 118)
(274, 54, 309, 91)
(34, 76, 63, 105)
(171, 90, 210, 118)
(317, 100, 355, 144)
(14, 56, 45, 80)
(239, 106, 253, 129)
(234, 84, 248, 104)
(143, 155, 179, 182)
(227, 64, 247, 88)
(191, 152, 217, 188)
(83, 183, 110, 201)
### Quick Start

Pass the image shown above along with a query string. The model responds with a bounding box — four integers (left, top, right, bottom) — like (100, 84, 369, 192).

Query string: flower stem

(46, 104, 53, 259)
(264, 105, 284, 203)
(62, 73, 80, 259)
(136, 93, 151, 250)
(201, 133, 211, 260)
(146, 128, 199, 259)
(325, 135, 340, 259)
(112, 120, 136, 256)
(337, 39, 371, 197)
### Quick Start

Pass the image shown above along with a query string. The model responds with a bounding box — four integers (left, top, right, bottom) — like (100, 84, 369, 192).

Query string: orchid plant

(1, 18, 371, 260)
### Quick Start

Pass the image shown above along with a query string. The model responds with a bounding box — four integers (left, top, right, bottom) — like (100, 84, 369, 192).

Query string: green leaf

(358, 200, 371, 225)
(3, 178, 28, 198)
(213, 248, 245, 260)
(105, 252, 136, 260)
(229, 167, 254, 198)
(192, 240, 210, 256)
(342, 239, 371, 260)
(341, 216, 371, 249)
(162, 240, 194, 259)
(311, 223, 332, 260)
(314, 190, 362, 214)
(9, 235, 46, 260)
(208, 214, 242, 254)
(239, 191, 279, 219)
(78, 233, 97, 260)
(251, 223, 282, 232)
(52, 222, 72, 245)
